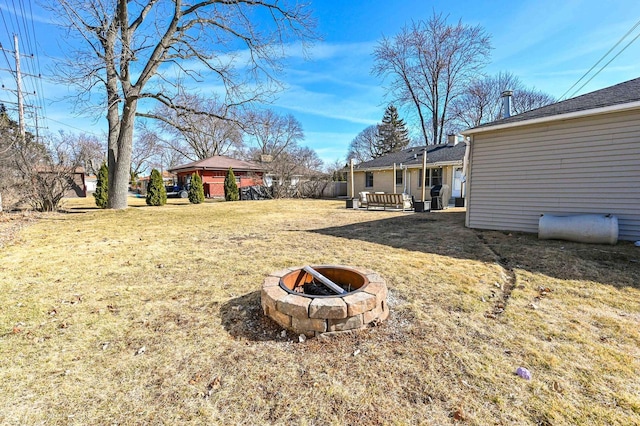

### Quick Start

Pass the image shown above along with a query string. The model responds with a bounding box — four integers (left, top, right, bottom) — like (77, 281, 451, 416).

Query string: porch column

(349, 158, 355, 199)
(421, 151, 427, 202)
(392, 163, 396, 194)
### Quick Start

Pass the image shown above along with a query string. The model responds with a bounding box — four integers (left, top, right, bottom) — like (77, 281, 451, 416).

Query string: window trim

(418, 167, 443, 187)
(365, 171, 374, 188)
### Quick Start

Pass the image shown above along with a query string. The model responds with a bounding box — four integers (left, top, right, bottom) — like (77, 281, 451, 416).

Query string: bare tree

(58, 131, 105, 176)
(244, 109, 304, 159)
(142, 91, 244, 161)
(266, 145, 323, 198)
(295, 146, 323, 174)
(450, 72, 556, 129)
(324, 158, 347, 181)
(49, 1, 316, 209)
(242, 109, 327, 198)
(513, 88, 556, 115)
(1, 107, 84, 212)
(130, 126, 163, 179)
(17, 136, 82, 212)
(373, 12, 491, 144)
(346, 125, 379, 163)
(0, 105, 24, 210)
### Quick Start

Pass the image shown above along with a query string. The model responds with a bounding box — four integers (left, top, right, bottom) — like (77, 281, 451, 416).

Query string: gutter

(461, 100, 640, 135)
(354, 160, 462, 172)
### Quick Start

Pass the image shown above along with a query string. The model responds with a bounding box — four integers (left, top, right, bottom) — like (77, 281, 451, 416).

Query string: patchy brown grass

(0, 197, 638, 425)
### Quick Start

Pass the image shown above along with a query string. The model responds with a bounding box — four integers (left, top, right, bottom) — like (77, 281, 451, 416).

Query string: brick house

(168, 155, 264, 198)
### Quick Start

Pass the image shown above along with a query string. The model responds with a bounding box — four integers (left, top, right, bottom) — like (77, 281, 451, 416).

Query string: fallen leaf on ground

(552, 381, 563, 394)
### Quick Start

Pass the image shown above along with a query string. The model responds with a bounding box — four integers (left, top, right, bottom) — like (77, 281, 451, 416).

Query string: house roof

(168, 155, 263, 173)
(463, 76, 640, 135)
(354, 143, 466, 170)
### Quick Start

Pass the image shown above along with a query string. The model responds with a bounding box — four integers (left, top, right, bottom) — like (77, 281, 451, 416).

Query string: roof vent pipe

(501, 90, 513, 119)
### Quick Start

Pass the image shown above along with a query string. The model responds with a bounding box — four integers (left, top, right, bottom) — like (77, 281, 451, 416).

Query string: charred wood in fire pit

(302, 266, 346, 295)
(302, 280, 353, 296)
(303, 281, 334, 296)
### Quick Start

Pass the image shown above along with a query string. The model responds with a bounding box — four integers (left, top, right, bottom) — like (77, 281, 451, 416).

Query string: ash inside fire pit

(261, 265, 389, 337)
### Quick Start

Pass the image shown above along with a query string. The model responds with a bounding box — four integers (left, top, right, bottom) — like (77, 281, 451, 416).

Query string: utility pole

(1, 34, 40, 139)
(0, 34, 41, 213)
(14, 34, 25, 141)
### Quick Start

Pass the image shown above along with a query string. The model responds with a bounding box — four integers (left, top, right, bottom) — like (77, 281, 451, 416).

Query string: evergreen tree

(224, 167, 239, 201)
(93, 162, 109, 208)
(146, 168, 167, 206)
(373, 105, 410, 157)
(188, 172, 205, 204)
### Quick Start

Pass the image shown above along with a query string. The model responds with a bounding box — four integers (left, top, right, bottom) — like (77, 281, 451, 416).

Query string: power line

(0, 8, 16, 73)
(568, 29, 640, 99)
(560, 18, 640, 100)
(0, 1, 49, 138)
(26, 0, 47, 128)
(46, 116, 105, 138)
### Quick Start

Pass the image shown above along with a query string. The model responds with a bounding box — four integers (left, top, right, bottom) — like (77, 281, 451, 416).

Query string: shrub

(224, 167, 239, 201)
(146, 168, 167, 206)
(188, 172, 205, 204)
(94, 162, 109, 209)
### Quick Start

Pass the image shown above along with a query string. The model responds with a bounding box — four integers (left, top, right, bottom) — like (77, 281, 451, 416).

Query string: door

(452, 167, 463, 198)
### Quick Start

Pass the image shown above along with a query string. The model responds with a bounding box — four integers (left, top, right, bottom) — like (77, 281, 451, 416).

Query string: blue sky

(1, 0, 640, 166)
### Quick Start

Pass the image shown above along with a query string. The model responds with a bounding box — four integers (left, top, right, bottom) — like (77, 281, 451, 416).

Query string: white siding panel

(468, 109, 640, 241)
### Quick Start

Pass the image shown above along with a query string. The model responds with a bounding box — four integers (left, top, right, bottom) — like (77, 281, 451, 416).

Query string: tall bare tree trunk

(109, 99, 137, 209)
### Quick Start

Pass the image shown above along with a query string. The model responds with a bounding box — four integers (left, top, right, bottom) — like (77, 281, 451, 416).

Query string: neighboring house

(168, 155, 264, 198)
(85, 175, 97, 193)
(461, 77, 640, 241)
(37, 166, 87, 198)
(349, 136, 468, 204)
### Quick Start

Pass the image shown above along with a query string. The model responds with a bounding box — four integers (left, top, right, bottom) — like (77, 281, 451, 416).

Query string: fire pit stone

(261, 265, 389, 337)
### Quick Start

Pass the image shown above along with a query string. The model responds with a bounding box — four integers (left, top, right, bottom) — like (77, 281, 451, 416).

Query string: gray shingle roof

(354, 143, 466, 169)
(468, 76, 640, 131)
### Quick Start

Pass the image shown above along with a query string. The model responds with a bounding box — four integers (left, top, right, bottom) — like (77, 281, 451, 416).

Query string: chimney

(501, 90, 513, 119)
(447, 134, 458, 146)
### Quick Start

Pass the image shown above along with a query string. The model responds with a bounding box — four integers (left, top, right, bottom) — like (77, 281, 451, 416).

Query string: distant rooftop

(354, 143, 466, 169)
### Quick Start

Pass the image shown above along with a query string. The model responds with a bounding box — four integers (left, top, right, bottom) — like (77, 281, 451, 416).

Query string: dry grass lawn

(1, 197, 639, 425)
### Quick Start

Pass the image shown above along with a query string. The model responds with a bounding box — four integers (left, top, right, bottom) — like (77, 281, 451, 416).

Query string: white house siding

(466, 109, 640, 241)
(351, 170, 395, 196)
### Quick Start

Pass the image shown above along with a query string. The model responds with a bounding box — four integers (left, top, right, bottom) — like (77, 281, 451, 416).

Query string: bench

(366, 193, 413, 211)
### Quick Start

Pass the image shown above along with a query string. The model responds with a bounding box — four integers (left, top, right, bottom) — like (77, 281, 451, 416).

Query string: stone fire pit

(261, 265, 389, 337)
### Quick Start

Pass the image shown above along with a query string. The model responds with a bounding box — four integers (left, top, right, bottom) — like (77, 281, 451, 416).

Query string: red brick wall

(187, 171, 263, 198)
